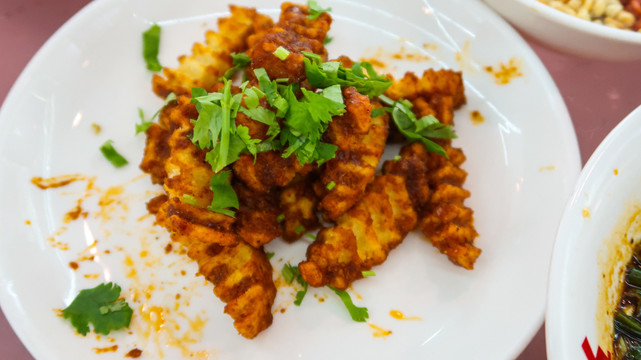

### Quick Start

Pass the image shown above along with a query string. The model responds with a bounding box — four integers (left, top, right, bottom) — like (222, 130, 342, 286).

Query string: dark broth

(614, 243, 641, 359)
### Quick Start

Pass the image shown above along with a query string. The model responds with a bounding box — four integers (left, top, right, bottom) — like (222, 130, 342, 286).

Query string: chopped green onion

(182, 194, 198, 206)
(266, 252, 275, 260)
(276, 214, 285, 223)
(100, 140, 128, 168)
(393, 155, 401, 161)
(307, 0, 331, 20)
(295, 225, 306, 235)
(282, 264, 309, 306)
(326, 181, 336, 191)
(273, 46, 290, 61)
(306, 233, 317, 241)
(361, 270, 376, 277)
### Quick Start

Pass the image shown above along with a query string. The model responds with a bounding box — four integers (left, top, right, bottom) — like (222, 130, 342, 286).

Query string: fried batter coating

(299, 175, 417, 290)
(187, 240, 276, 339)
(279, 177, 320, 242)
(232, 151, 314, 193)
(233, 180, 281, 248)
(384, 142, 480, 269)
(153, 5, 274, 97)
(248, 2, 331, 83)
(314, 87, 389, 221)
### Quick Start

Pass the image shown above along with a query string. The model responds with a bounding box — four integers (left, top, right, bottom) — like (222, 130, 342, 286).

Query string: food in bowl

(538, 0, 641, 31)
(612, 239, 641, 359)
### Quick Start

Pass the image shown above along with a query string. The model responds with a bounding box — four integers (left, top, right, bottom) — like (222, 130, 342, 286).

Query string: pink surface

(1, 0, 640, 358)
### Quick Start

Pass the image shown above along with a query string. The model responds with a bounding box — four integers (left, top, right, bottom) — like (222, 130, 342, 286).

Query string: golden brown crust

(314, 89, 388, 221)
(188, 241, 276, 339)
(232, 151, 314, 193)
(279, 178, 321, 242)
(299, 175, 417, 289)
(153, 6, 275, 97)
(233, 180, 282, 248)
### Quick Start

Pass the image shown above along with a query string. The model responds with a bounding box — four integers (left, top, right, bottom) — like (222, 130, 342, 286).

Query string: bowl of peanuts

(483, 0, 641, 61)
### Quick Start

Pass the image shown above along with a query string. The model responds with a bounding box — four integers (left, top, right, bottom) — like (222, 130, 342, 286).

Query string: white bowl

(547, 104, 641, 359)
(484, 0, 641, 61)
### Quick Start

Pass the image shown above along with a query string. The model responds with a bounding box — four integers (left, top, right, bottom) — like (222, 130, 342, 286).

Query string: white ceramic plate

(547, 105, 641, 359)
(484, 0, 641, 61)
(0, 0, 580, 359)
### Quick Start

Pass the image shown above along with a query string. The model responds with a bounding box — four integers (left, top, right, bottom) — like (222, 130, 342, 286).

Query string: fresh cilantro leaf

(323, 36, 333, 45)
(370, 107, 386, 118)
(100, 140, 128, 168)
(307, 0, 331, 20)
(136, 92, 176, 134)
(328, 286, 369, 322)
(222, 52, 251, 80)
(142, 24, 162, 72)
(303, 52, 392, 97)
(61, 282, 133, 336)
(378, 95, 456, 157)
(273, 46, 290, 60)
(361, 270, 376, 277)
(207, 170, 239, 217)
(282, 264, 309, 306)
(253, 68, 289, 117)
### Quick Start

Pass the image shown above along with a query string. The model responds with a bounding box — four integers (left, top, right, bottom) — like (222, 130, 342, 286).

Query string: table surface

(2, 0, 641, 358)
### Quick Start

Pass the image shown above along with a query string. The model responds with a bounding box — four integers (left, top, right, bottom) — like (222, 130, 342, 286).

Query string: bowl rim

(514, 0, 641, 44)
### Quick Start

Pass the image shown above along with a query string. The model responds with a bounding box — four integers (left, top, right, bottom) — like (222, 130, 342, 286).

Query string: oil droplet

(614, 168, 619, 175)
(389, 310, 422, 321)
(470, 110, 485, 125)
(25, 220, 31, 225)
(125, 348, 143, 358)
(140, 305, 166, 333)
(583, 208, 591, 218)
(93, 345, 118, 354)
(91, 123, 102, 135)
(69, 262, 79, 270)
(539, 165, 556, 172)
(369, 323, 392, 338)
(484, 58, 523, 85)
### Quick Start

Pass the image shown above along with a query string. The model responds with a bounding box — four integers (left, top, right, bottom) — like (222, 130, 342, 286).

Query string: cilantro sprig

(378, 95, 457, 157)
(222, 52, 252, 80)
(61, 282, 133, 336)
(136, 92, 176, 134)
(303, 52, 392, 97)
(142, 24, 162, 72)
(207, 171, 239, 217)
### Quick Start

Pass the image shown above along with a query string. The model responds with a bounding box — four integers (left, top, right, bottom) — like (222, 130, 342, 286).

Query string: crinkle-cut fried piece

(382, 149, 430, 212)
(153, 5, 274, 97)
(248, 3, 330, 83)
(385, 69, 465, 127)
(299, 175, 417, 290)
(140, 95, 195, 184)
(187, 241, 276, 339)
(314, 88, 388, 221)
(233, 180, 281, 248)
(279, 178, 320, 242)
(232, 151, 314, 193)
(389, 142, 480, 269)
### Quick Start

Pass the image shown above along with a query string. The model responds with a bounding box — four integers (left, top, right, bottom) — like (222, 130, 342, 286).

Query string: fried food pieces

(153, 6, 274, 97)
(299, 175, 417, 289)
(188, 241, 276, 339)
(140, 2, 480, 340)
(383, 69, 480, 269)
(313, 87, 389, 221)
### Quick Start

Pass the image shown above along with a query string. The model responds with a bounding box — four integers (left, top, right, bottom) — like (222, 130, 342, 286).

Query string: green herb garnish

(61, 282, 133, 336)
(273, 46, 291, 60)
(136, 92, 176, 134)
(282, 264, 309, 306)
(326, 181, 336, 191)
(303, 52, 392, 97)
(142, 24, 162, 72)
(276, 214, 285, 223)
(328, 286, 369, 322)
(207, 170, 239, 217)
(307, 0, 331, 20)
(222, 52, 252, 80)
(361, 270, 376, 277)
(378, 95, 456, 157)
(182, 194, 198, 206)
(100, 140, 128, 168)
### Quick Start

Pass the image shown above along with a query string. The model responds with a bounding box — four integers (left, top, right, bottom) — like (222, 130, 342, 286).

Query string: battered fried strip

(384, 142, 480, 269)
(248, 2, 331, 84)
(233, 180, 282, 248)
(232, 151, 314, 193)
(187, 240, 276, 339)
(279, 177, 320, 242)
(153, 5, 274, 97)
(313, 88, 389, 221)
(299, 175, 417, 290)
